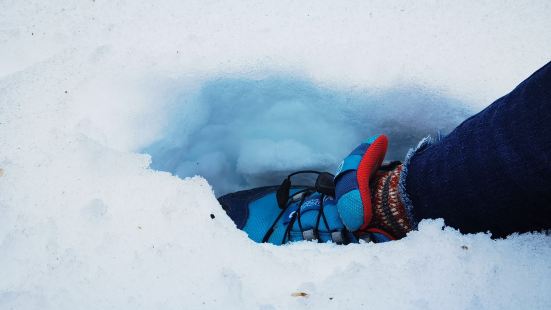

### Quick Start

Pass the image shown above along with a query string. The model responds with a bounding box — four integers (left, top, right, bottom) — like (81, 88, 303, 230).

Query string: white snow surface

(1, 1, 551, 309)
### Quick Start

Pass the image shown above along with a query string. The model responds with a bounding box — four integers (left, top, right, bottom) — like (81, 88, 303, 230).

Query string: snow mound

(1, 1, 550, 309)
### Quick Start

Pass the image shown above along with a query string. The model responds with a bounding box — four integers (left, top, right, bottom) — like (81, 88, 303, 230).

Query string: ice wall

(145, 76, 470, 194)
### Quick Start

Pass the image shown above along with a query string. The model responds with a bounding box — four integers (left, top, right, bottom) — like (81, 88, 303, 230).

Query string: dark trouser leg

(404, 61, 551, 237)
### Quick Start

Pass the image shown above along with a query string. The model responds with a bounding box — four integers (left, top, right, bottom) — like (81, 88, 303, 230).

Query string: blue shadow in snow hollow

(143, 75, 472, 195)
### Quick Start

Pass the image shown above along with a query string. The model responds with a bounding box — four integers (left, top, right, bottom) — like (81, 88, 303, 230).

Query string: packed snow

(1, 1, 550, 309)
(145, 77, 471, 194)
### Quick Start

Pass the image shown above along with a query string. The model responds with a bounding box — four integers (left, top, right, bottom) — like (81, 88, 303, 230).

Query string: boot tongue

(282, 194, 336, 225)
(282, 195, 316, 225)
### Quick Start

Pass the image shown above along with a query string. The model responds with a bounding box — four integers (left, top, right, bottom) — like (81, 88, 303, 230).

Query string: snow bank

(1, 1, 550, 309)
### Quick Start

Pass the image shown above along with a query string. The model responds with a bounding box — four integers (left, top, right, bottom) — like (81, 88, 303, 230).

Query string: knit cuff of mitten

(371, 164, 413, 239)
(396, 135, 441, 233)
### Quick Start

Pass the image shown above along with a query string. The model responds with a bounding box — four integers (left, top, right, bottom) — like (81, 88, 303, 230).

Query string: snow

(1, 1, 550, 309)
(145, 77, 470, 194)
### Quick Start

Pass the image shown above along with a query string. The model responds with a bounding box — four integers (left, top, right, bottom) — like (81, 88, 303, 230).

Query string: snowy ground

(1, 1, 551, 309)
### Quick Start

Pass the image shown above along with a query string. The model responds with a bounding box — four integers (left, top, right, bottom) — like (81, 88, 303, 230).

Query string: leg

(403, 61, 551, 237)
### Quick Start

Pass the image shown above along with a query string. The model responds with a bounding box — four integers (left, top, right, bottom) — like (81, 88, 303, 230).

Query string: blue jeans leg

(403, 61, 551, 237)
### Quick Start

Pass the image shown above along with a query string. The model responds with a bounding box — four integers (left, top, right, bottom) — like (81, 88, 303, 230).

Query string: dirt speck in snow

(291, 292, 308, 298)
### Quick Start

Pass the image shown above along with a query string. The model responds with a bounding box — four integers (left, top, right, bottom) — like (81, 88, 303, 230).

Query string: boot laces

(262, 171, 348, 244)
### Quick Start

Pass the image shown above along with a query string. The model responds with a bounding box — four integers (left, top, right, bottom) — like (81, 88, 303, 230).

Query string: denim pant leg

(402, 61, 551, 237)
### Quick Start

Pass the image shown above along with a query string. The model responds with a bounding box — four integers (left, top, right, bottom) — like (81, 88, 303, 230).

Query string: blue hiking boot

(218, 171, 356, 245)
(218, 168, 394, 245)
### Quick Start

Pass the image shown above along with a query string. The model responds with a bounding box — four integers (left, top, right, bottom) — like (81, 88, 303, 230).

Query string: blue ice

(143, 76, 471, 195)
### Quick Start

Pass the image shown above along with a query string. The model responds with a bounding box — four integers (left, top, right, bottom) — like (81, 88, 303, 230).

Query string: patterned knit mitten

(334, 135, 412, 240)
